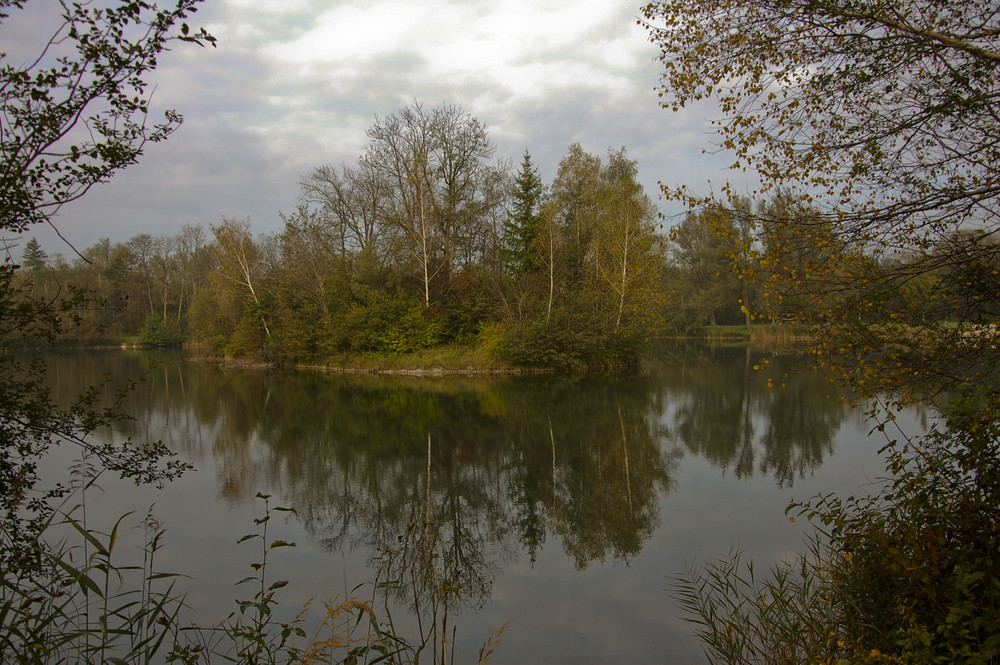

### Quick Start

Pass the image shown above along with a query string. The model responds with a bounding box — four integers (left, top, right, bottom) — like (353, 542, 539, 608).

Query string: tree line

(15, 106, 998, 372)
(11, 102, 672, 367)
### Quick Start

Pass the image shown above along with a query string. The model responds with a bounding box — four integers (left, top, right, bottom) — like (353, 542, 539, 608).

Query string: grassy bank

(139, 325, 811, 374)
(302, 344, 522, 375)
(694, 323, 810, 344)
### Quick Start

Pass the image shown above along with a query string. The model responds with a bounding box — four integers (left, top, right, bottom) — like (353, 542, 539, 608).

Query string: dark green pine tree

(21, 237, 48, 272)
(502, 149, 544, 277)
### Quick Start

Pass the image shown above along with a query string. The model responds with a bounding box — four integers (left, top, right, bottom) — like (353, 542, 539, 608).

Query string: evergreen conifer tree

(502, 150, 544, 277)
(20, 237, 47, 272)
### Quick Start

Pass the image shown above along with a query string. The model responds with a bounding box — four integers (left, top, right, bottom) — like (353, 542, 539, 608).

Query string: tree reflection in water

(661, 346, 853, 486)
(371, 433, 500, 663)
(39, 345, 858, 656)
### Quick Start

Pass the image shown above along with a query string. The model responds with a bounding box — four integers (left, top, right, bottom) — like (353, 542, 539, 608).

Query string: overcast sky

(9, 0, 746, 258)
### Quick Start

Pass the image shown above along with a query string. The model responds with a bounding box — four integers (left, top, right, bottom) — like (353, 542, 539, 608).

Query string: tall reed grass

(1, 478, 509, 664)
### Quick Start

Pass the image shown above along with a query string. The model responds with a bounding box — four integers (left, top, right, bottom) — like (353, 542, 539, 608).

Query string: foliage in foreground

(642, 0, 1000, 403)
(672, 396, 1000, 665)
(1, 0, 213, 579)
(644, 1, 1000, 661)
(1, 490, 509, 665)
(0, 263, 191, 574)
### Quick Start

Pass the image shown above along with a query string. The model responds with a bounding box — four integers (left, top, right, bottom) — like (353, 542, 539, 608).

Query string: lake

(36, 346, 926, 664)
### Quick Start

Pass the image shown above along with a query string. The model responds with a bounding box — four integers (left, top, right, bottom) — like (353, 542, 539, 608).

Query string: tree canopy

(0, 0, 215, 238)
(642, 0, 1000, 402)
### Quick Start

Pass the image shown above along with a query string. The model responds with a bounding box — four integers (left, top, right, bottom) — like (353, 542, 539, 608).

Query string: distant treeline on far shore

(13, 105, 988, 368)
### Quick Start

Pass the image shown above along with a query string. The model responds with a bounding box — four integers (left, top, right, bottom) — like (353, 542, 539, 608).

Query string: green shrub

(345, 291, 440, 355)
(224, 316, 267, 358)
(439, 268, 490, 344)
(490, 305, 640, 370)
(493, 314, 582, 368)
(139, 313, 178, 346)
(804, 395, 1000, 663)
(478, 320, 508, 358)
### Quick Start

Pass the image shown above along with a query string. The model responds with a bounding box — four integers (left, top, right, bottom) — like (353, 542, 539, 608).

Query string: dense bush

(489, 304, 641, 370)
(139, 314, 183, 346)
(438, 268, 491, 344)
(810, 396, 1000, 662)
(345, 290, 440, 355)
(672, 392, 1000, 665)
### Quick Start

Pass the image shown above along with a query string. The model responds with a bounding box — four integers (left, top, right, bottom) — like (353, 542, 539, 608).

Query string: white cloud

(14, 0, 743, 250)
(264, 3, 427, 62)
(479, 0, 622, 50)
(225, 0, 313, 11)
(261, 0, 644, 94)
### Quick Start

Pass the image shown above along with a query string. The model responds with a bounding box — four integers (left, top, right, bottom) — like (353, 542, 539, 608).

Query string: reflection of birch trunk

(425, 431, 432, 526)
(421, 430, 456, 665)
(162, 360, 169, 405)
(743, 346, 753, 443)
(737, 345, 755, 477)
(618, 404, 632, 512)
(549, 414, 556, 504)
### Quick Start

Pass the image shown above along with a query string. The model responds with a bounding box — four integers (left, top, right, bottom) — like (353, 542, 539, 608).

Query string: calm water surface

(39, 346, 927, 664)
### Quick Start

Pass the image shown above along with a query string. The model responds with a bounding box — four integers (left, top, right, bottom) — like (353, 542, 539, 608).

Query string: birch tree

(534, 201, 563, 324)
(590, 149, 665, 335)
(211, 217, 271, 339)
(548, 144, 603, 288)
